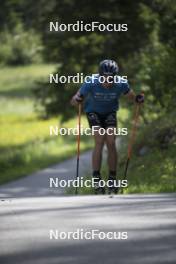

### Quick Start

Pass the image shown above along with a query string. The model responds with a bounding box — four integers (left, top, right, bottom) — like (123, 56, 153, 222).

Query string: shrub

(0, 23, 43, 65)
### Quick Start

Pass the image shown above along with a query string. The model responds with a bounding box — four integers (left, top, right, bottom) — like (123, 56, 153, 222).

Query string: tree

(35, 0, 154, 121)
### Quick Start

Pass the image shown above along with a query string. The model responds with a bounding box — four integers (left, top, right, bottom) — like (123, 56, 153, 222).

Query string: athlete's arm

(124, 89, 136, 103)
(71, 81, 92, 106)
(70, 89, 83, 106)
(125, 90, 144, 104)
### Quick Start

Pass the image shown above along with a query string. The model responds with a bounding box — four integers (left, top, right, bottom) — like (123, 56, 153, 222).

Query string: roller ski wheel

(93, 176, 105, 195)
(108, 176, 119, 196)
(108, 187, 119, 196)
(94, 186, 106, 195)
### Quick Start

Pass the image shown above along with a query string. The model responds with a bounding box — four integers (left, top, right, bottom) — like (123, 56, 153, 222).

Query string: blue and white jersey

(79, 74, 130, 114)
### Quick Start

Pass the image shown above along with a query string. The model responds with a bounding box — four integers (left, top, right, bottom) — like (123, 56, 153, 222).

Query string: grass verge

(0, 64, 94, 184)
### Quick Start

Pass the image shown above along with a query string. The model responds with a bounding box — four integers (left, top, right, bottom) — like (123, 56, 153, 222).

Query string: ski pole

(75, 103, 82, 195)
(124, 103, 141, 180)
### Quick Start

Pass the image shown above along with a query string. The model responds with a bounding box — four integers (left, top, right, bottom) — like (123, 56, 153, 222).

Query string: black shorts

(86, 112, 117, 129)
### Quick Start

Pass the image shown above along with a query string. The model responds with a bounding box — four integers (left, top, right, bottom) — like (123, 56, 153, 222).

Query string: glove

(135, 94, 144, 103)
(75, 93, 83, 103)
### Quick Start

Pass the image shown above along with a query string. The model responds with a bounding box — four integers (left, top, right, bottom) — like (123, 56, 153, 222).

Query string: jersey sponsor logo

(94, 92, 117, 101)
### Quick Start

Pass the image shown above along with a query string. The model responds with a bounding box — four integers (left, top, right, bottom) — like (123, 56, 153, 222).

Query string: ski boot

(107, 175, 119, 195)
(92, 174, 105, 195)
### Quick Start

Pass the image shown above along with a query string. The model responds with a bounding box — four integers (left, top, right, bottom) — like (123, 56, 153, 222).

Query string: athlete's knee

(106, 136, 116, 149)
(94, 133, 105, 146)
(95, 140, 105, 150)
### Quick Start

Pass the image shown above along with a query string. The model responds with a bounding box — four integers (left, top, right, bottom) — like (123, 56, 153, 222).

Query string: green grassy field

(0, 64, 94, 184)
(124, 112, 176, 193)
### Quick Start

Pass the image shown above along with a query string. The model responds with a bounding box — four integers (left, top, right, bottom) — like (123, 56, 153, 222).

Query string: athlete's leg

(86, 113, 105, 173)
(104, 112, 118, 172)
(105, 130, 117, 172)
(106, 129, 119, 193)
(92, 128, 106, 171)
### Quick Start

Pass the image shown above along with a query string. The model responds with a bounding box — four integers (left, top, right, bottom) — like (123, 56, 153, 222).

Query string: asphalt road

(0, 194, 176, 264)
(0, 151, 92, 198)
(0, 149, 176, 264)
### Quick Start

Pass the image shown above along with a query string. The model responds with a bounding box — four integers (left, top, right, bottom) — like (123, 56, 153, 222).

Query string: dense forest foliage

(0, 0, 175, 121)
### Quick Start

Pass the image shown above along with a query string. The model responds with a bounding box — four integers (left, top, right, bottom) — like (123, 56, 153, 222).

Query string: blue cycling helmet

(99, 59, 119, 76)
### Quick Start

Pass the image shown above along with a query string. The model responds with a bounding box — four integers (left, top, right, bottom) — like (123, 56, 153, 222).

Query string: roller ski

(107, 176, 119, 196)
(93, 175, 105, 195)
